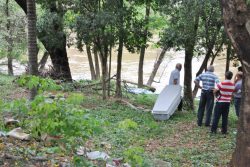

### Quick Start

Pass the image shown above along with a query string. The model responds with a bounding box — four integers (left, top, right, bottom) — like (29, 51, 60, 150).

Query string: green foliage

(17, 75, 61, 93)
(0, 0, 27, 60)
(28, 95, 101, 140)
(66, 93, 85, 105)
(247, 0, 250, 5)
(123, 147, 145, 167)
(132, 94, 156, 107)
(118, 119, 138, 130)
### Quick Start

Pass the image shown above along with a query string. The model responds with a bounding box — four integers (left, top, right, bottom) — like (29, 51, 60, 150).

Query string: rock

(0, 131, 6, 137)
(4, 118, 19, 126)
(123, 163, 131, 167)
(106, 163, 116, 167)
(152, 159, 171, 167)
(87, 151, 110, 161)
(7, 128, 30, 141)
(76, 146, 90, 156)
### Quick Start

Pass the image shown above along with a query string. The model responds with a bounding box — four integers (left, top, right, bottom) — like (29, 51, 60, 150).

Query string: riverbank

(0, 74, 237, 166)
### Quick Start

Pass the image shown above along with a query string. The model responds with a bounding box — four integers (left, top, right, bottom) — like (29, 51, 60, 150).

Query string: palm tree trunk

(27, 0, 38, 100)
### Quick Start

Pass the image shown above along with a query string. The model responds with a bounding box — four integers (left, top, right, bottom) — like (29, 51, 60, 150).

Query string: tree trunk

(38, 51, 49, 71)
(15, 0, 72, 81)
(192, 49, 211, 98)
(108, 45, 112, 97)
(27, 0, 38, 100)
(147, 46, 168, 86)
(183, 6, 200, 109)
(115, 0, 124, 98)
(93, 46, 100, 79)
(184, 47, 194, 109)
(220, 0, 250, 166)
(225, 43, 231, 72)
(5, 0, 14, 76)
(138, 0, 150, 87)
(86, 45, 96, 80)
(7, 54, 13, 76)
(101, 48, 108, 100)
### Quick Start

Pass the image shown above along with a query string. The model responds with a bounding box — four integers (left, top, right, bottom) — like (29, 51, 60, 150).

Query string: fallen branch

(116, 99, 140, 111)
(81, 75, 116, 88)
(121, 79, 156, 92)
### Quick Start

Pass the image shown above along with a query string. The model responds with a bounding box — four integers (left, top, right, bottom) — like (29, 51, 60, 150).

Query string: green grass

(80, 95, 238, 166)
(0, 74, 26, 101)
(0, 74, 238, 166)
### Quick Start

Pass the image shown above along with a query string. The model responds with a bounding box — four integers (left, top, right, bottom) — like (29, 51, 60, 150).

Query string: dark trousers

(178, 98, 183, 111)
(211, 102, 230, 134)
(234, 97, 241, 117)
(197, 90, 214, 126)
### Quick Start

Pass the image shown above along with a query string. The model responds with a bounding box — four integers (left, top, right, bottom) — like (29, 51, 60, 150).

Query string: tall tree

(192, 0, 225, 98)
(0, 0, 26, 75)
(15, 0, 72, 81)
(220, 0, 250, 166)
(5, 0, 13, 75)
(27, 0, 38, 99)
(158, 0, 201, 109)
(138, 0, 151, 87)
(115, 0, 124, 97)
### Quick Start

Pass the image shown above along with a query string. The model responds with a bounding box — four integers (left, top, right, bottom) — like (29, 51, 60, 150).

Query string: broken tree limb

(121, 79, 156, 92)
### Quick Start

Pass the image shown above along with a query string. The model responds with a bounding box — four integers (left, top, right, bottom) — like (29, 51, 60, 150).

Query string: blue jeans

(197, 90, 214, 126)
(234, 97, 241, 117)
(211, 102, 230, 134)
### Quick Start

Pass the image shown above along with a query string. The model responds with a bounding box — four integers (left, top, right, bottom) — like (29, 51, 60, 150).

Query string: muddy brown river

(68, 47, 238, 93)
(0, 46, 238, 94)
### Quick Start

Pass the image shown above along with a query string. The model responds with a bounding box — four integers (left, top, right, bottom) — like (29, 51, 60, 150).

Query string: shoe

(205, 124, 211, 127)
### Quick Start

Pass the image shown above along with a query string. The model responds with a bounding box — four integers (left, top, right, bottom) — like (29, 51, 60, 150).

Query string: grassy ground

(0, 74, 237, 166)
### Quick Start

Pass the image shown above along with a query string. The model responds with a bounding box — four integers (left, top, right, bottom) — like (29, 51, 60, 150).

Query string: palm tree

(27, 0, 38, 99)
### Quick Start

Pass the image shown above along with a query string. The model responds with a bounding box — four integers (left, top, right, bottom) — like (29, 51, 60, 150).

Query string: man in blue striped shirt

(194, 65, 219, 127)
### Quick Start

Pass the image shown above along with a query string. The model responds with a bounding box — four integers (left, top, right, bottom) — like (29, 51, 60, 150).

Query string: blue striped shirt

(195, 71, 219, 90)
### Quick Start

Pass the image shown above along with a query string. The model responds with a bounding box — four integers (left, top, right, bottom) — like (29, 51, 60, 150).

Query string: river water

(0, 47, 238, 95)
(68, 47, 238, 94)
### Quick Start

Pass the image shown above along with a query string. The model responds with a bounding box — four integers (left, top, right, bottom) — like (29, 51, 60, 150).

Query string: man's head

(237, 71, 243, 79)
(207, 65, 214, 72)
(176, 63, 182, 71)
(225, 71, 233, 80)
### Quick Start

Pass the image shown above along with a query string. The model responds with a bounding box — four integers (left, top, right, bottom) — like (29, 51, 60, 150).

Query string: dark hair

(238, 66, 242, 72)
(225, 71, 233, 80)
